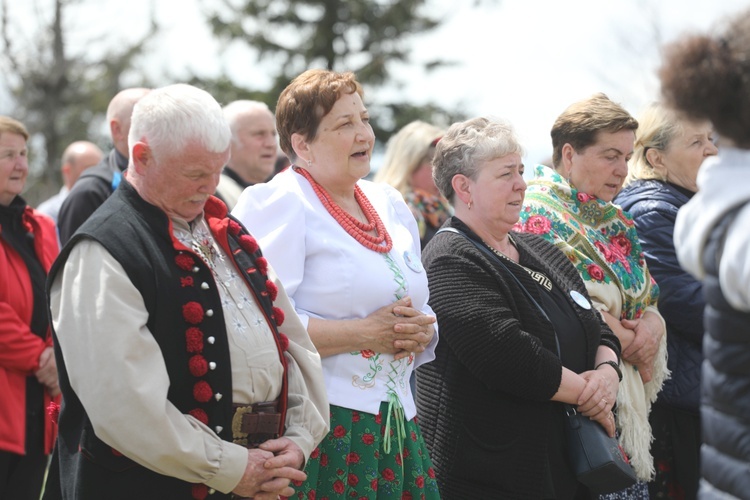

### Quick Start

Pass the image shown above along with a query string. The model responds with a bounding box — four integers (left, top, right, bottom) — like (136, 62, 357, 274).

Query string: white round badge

(403, 250, 424, 273)
(570, 290, 592, 310)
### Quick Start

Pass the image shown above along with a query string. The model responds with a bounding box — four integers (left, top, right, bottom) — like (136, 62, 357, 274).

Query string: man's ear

(110, 119, 123, 142)
(61, 162, 72, 183)
(131, 142, 151, 174)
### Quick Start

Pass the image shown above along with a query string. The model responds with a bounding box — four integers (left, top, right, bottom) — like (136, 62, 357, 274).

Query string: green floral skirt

(291, 403, 440, 499)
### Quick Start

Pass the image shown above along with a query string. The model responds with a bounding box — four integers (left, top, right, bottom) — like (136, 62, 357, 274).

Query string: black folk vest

(45, 179, 288, 500)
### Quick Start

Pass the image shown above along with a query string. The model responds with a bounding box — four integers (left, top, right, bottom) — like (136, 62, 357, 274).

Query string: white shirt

(233, 168, 437, 420)
(36, 186, 69, 223)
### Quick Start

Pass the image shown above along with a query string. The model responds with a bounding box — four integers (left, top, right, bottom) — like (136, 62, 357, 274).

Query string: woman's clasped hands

(362, 296, 436, 360)
(576, 365, 620, 437)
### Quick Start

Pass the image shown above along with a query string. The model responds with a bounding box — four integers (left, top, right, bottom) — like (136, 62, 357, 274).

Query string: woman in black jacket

(615, 103, 717, 499)
(417, 117, 621, 499)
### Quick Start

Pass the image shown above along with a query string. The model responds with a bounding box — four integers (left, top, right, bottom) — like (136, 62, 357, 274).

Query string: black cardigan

(416, 217, 619, 499)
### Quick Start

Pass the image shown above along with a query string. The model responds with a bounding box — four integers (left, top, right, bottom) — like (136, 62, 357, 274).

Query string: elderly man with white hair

(43, 84, 329, 500)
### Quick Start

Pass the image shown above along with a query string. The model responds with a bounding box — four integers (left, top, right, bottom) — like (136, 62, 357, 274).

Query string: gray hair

(433, 117, 524, 202)
(223, 100, 272, 138)
(129, 84, 231, 162)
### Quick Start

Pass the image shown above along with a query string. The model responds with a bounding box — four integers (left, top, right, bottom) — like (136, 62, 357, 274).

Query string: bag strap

(436, 226, 561, 356)
(437, 226, 584, 415)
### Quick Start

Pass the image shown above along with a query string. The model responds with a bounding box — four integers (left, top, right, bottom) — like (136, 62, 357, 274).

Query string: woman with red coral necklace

(516, 94, 668, 500)
(233, 69, 440, 499)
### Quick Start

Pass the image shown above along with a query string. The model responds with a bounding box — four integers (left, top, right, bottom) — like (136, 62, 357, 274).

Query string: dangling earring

(306, 159, 312, 169)
(468, 199, 472, 210)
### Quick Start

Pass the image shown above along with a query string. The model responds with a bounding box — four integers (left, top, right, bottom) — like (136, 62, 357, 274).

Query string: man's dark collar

(114, 148, 129, 171)
(223, 167, 252, 189)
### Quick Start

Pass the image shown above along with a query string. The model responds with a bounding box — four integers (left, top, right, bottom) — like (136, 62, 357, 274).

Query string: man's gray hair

(222, 100, 272, 137)
(129, 84, 231, 161)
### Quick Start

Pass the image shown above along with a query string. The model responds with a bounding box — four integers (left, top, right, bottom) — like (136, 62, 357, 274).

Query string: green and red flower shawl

(515, 165, 659, 320)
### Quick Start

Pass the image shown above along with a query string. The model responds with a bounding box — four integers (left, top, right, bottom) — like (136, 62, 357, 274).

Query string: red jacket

(0, 205, 60, 455)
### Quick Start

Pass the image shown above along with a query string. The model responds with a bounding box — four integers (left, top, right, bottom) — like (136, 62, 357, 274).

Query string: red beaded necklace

(295, 166, 393, 253)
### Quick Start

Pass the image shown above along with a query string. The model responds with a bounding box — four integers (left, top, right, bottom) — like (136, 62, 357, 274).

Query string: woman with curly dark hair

(661, 8, 750, 498)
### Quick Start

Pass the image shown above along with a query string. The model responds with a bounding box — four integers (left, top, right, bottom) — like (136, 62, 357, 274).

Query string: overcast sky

(3, 0, 749, 166)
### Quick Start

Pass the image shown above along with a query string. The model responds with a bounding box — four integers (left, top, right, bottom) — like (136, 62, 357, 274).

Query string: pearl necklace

(295, 166, 393, 253)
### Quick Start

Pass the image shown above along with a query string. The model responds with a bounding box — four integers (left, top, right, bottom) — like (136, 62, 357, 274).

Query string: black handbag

(564, 404, 637, 493)
(437, 227, 638, 493)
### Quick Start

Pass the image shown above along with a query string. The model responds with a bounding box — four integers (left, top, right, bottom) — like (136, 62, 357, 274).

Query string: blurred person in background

(375, 120, 450, 248)
(37, 140, 103, 223)
(57, 87, 150, 244)
(661, 8, 750, 497)
(615, 102, 717, 499)
(233, 69, 440, 499)
(517, 94, 669, 500)
(0, 116, 60, 500)
(215, 100, 278, 209)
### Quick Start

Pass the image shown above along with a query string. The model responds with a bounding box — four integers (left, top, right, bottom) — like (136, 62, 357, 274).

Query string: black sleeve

(424, 239, 564, 402)
(58, 177, 111, 245)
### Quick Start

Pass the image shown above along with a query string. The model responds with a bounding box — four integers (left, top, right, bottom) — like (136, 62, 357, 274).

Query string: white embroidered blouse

(233, 168, 438, 420)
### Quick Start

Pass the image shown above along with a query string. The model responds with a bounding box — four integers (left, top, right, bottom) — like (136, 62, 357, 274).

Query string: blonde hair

(374, 121, 443, 196)
(627, 103, 684, 184)
(0, 116, 29, 141)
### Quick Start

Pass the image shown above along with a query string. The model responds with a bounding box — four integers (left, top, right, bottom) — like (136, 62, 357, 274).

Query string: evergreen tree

(202, 0, 463, 142)
(0, 0, 157, 204)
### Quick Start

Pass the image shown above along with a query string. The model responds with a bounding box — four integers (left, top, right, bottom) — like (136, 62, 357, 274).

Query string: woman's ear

(451, 174, 472, 206)
(645, 147, 667, 177)
(291, 133, 311, 164)
(560, 143, 576, 178)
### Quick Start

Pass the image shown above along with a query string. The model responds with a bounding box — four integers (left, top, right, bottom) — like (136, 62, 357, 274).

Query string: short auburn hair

(275, 69, 363, 162)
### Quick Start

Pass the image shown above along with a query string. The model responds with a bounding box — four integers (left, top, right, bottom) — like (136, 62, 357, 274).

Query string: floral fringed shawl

(515, 164, 669, 482)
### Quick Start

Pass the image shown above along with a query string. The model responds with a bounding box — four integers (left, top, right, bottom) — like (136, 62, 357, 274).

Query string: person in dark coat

(57, 87, 149, 244)
(418, 117, 622, 499)
(615, 103, 717, 499)
(662, 8, 750, 498)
